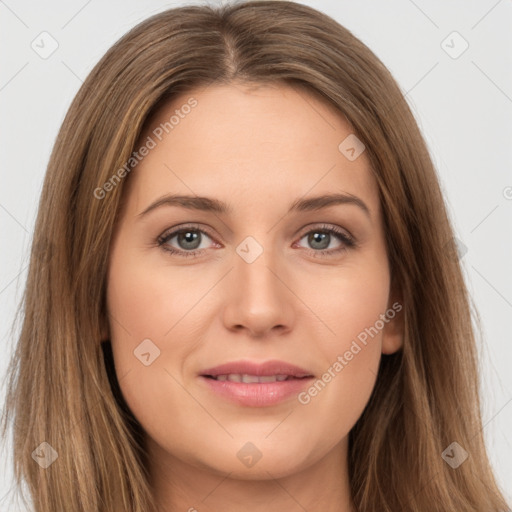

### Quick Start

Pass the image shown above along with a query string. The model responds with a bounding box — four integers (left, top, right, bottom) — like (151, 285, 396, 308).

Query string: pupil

(175, 231, 331, 251)
(309, 232, 329, 250)
(178, 231, 201, 250)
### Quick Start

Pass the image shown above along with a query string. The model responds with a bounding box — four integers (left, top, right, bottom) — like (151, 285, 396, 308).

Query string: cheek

(105, 244, 199, 395)
(295, 253, 390, 355)
(292, 252, 389, 423)
(106, 245, 209, 344)
(105, 248, 205, 444)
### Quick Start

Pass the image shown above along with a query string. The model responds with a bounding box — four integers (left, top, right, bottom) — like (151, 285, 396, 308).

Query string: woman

(2, 1, 510, 511)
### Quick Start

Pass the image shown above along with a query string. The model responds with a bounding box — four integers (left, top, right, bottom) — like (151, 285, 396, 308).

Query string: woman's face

(105, 82, 402, 481)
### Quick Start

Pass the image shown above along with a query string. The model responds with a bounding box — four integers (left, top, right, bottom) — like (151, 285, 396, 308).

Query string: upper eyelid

(296, 223, 352, 239)
(158, 223, 353, 248)
(159, 224, 216, 243)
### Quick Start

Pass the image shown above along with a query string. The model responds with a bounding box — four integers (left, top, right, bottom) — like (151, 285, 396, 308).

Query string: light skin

(104, 82, 403, 512)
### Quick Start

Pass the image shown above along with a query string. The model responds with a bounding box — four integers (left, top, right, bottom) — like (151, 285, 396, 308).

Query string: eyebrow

(137, 193, 371, 218)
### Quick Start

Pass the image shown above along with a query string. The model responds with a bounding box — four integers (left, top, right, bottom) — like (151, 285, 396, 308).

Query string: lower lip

(199, 376, 313, 407)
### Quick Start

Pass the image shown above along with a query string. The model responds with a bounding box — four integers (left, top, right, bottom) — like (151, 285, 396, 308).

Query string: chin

(197, 444, 313, 481)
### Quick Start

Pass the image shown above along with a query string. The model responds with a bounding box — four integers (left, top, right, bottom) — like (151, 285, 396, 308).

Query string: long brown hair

(2, 1, 509, 511)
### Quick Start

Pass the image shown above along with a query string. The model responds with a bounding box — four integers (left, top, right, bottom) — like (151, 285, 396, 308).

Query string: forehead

(123, 82, 379, 219)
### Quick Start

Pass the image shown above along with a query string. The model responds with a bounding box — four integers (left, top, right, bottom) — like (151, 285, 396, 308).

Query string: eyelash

(156, 223, 356, 259)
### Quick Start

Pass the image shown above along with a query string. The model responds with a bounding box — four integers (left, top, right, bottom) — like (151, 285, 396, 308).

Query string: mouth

(199, 359, 314, 380)
(202, 374, 312, 383)
(198, 360, 315, 407)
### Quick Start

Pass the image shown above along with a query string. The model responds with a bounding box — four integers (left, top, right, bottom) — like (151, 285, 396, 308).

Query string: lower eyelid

(159, 229, 216, 251)
(158, 226, 354, 256)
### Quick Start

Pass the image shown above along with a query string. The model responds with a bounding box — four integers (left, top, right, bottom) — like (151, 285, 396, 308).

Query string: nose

(222, 244, 295, 338)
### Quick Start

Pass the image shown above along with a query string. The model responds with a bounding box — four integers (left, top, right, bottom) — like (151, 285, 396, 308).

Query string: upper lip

(200, 359, 314, 378)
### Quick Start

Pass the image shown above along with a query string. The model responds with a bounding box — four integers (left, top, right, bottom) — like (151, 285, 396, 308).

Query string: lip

(200, 359, 313, 378)
(198, 359, 314, 407)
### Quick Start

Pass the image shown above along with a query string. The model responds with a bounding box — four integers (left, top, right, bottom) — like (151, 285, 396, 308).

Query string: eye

(157, 223, 356, 259)
(157, 224, 217, 258)
(294, 224, 355, 256)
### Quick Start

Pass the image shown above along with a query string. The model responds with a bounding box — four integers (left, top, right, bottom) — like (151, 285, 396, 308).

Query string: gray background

(1, 0, 511, 509)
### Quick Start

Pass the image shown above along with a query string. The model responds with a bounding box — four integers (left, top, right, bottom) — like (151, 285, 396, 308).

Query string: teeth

(260, 375, 282, 383)
(214, 374, 291, 383)
(241, 374, 260, 383)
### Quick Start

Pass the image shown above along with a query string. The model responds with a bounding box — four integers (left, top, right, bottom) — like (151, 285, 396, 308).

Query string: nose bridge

(235, 233, 283, 303)
(222, 233, 294, 335)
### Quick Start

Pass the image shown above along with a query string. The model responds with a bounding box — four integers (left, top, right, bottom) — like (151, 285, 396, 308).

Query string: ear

(381, 280, 404, 355)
